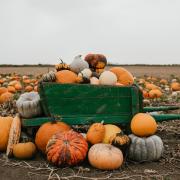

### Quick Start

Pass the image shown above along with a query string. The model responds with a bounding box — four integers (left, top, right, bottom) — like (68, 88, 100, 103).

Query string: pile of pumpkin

(0, 74, 39, 104)
(0, 112, 164, 170)
(40, 54, 134, 86)
(138, 76, 180, 100)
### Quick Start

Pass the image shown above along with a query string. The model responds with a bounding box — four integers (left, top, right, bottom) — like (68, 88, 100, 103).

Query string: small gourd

(55, 58, 70, 71)
(40, 71, 56, 82)
(6, 114, 21, 157)
(86, 123, 105, 144)
(109, 131, 131, 154)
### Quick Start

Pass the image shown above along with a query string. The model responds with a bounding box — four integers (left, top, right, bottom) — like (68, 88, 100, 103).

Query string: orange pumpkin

(86, 123, 105, 144)
(35, 121, 71, 153)
(145, 83, 158, 90)
(160, 79, 168, 85)
(0, 116, 13, 151)
(25, 85, 33, 92)
(0, 87, 8, 95)
(0, 92, 13, 104)
(171, 82, 180, 91)
(7, 86, 16, 93)
(149, 89, 162, 98)
(14, 83, 22, 91)
(56, 70, 78, 84)
(130, 113, 157, 137)
(109, 67, 134, 86)
(46, 130, 88, 166)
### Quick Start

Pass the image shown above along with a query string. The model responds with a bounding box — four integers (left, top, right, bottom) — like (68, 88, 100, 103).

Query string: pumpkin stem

(58, 57, 64, 64)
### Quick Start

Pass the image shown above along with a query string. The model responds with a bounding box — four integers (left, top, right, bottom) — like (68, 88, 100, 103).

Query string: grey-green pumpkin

(128, 134, 164, 162)
(16, 92, 42, 118)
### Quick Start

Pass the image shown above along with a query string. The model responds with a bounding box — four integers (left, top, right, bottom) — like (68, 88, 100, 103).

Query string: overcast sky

(0, 0, 180, 65)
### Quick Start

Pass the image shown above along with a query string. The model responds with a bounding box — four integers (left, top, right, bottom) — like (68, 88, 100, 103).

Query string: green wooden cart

(22, 82, 180, 127)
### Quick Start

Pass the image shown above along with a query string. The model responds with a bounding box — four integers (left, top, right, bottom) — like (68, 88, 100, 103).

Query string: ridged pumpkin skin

(55, 70, 78, 84)
(0, 117, 13, 151)
(46, 130, 88, 166)
(86, 123, 105, 144)
(102, 124, 121, 143)
(6, 114, 21, 157)
(16, 92, 42, 118)
(13, 142, 36, 159)
(88, 143, 123, 170)
(40, 71, 56, 82)
(109, 67, 134, 86)
(35, 122, 71, 153)
(131, 113, 157, 137)
(128, 134, 164, 161)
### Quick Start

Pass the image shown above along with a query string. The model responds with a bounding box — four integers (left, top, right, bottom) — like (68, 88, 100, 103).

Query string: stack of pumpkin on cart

(0, 54, 164, 170)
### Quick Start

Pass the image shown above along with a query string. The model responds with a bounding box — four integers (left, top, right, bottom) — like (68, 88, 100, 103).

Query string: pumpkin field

(0, 61, 180, 180)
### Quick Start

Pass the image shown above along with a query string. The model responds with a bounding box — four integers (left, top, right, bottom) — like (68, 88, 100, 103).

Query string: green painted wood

(21, 83, 143, 126)
(144, 106, 180, 112)
(152, 114, 180, 122)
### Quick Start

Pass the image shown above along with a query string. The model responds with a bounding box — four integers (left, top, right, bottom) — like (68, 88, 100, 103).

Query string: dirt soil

(0, 65, 180, 180)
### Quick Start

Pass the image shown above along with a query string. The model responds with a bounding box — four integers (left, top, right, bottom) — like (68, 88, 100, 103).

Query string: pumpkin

(160, 79, 168, 85)
(88, 143, 123, 170)
(7, 86, 16, 93)
(0, 92, 13, 104)
(130, 113, 157, 137)
(128, 134, 164, 162)
(25, 85, 33, 92)
(102, 124, 121, 143)
(86, 123, 105, 144)
(46, 130, 88, 166)
(6, 114, 21, 157)
(56, 70, 78, 84)
(13, 142, 36, 159)
(145, 83, 158, 90)
(149, 89, 162, 98)
(14, 83, 22, 91)
(171, 82, 180, 91)
(70, 55, 89, 74)
(35, 121, 71, 153)
(99, 71, 117, 85)
(109, 131, 131, 154)
(0, 116, 13, 151)
(0, 87, 8, 95)
(109, 67, 134, 85)
(40, 71, 56, 82)
(55, 59, 70, 71)
(90, 77, 100, 85)
(76, 68, 92, 84)
(16, 92, 42, 118)
(84, 54, 107, 72)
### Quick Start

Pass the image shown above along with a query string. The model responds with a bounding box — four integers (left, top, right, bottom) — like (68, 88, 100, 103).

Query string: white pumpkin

(90, 77, 100, 85)
(99, 71, 117, 85)
(78, 68, 92, 79)
(70, 55, 89, 74)
(16, 92, 42, 118)
(128, 134, 164, 162)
